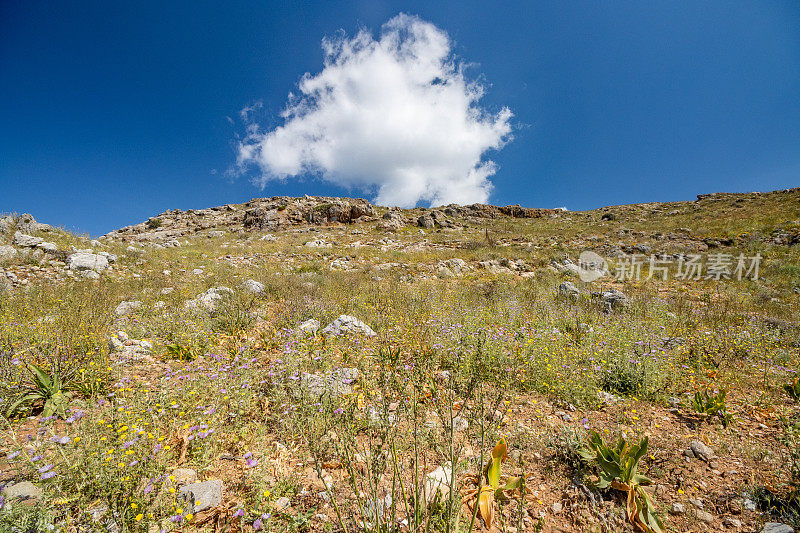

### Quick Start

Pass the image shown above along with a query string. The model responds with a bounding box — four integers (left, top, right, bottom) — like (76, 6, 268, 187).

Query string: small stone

(694, 509, 714, 523)
(2, 481, 42, 501)
(178, 479, 222, 512)
(762, 524, 795, 533)
(424, 465, 452, 504)
(275, 496, 291, 511)
(114, 300, 143, 316)
(452, 416, 469, 432)
(723, 518, 742, 528)
(689, 440, 714, 462)
(670, 503, 685, 515)
(298, 319, 321, 335)
(689, 498, 704, 509)
(743, 498, 757, 511)
(551, 502, 563, 513)
(241, 279, 265, 295)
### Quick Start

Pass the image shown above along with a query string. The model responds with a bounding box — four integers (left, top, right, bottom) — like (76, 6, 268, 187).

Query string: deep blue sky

(2, 1, 799, 236)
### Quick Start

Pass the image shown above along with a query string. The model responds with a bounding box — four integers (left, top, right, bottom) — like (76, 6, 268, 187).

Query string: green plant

(692, 388, 733, 427)
(580, 431, 664, 533)
(601, 360, 644, 396)
(784, 378, 800, 402)
(474, 438, 524, 529)
(145, 217, 162, 229)
(6, 363, 73, 418)
(210, 297, 255, 336)
(163, 343, 198, 361)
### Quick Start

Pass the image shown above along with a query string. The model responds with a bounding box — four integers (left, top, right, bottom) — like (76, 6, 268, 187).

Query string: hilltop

(0, 187, 799, 533)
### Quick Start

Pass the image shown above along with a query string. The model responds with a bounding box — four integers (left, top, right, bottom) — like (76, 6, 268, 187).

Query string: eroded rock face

(100, 193, 573, 245)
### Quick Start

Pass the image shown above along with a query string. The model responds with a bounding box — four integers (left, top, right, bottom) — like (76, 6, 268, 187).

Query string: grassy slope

(0, 188, 798, 532)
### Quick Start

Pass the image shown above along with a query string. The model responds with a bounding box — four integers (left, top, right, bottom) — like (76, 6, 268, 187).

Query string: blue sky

(1, 1, 799, 236)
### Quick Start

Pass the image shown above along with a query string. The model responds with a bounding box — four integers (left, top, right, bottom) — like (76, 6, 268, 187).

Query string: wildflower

(41, 471, 56, 480)
(135, 514, 143, 521)
(7, 451, 20, 460)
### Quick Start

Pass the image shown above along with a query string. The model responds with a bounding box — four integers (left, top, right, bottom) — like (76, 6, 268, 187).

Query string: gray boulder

(114, 301, 143, 317)
(67, 252, 109, 273)
(16, 214, 52, 234)
(298, 319, 321, 335)
(179, 479, 223, 512)
(13, 231, 43, 247)
(37, 241, 58, 253)
(600, 289, 629, 311)
(2, 480, 42, 501)
(322, 315, 376, 337)
(0, 245, 18, 262)
(762, 524, 795, 533)
(300, 368, 360, 397)
(241, 279, 265, 295)
(0, 216, 11, 235)
(417, 214, 435, 229)
(558, 281, 580, 300)
(185, 286, 233, 312)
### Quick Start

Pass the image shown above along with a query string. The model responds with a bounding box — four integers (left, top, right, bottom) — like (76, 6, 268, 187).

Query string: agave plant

(692, 388, 733, 427)
(6, 363, 73, 419)
(580, 431, 664, 533)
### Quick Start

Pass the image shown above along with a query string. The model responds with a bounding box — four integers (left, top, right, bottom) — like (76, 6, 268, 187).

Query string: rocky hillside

(0, 188, 799, 533)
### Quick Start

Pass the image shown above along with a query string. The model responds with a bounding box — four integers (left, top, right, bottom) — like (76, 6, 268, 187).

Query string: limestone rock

(2, 480, 42, 501)
(67, 252, 109, 273)
(0, 245, 18, 262)
(115, 301, 143, 317)
(179, 479, 223, 512)
(322, 315, 376, 337)
(13, 231, 43, 247)
(298, 319, 321, 335)
(241, 279, 265, 295)
(424, 465, 453, 504)
(762, 524, 794, 533)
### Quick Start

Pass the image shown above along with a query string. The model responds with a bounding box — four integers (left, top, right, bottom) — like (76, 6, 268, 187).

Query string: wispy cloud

(234, 14, 512, 207)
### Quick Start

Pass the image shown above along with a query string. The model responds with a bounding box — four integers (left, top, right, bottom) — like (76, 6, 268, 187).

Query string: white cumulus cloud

(236, 13, 513, 207)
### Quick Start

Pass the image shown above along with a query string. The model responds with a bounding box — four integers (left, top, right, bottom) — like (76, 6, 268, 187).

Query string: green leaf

(28, 363, 52, 392)
(7, 392, 43, 417)
(486, 438, 507, 489)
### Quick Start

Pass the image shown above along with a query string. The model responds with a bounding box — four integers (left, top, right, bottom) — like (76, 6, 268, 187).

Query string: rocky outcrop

(101, 195, 565, 243)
